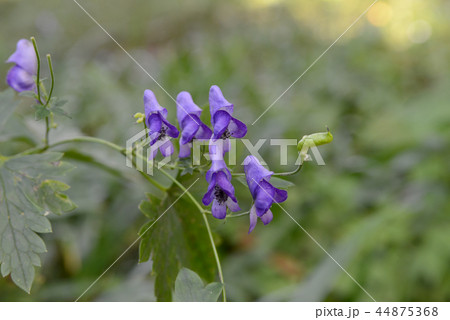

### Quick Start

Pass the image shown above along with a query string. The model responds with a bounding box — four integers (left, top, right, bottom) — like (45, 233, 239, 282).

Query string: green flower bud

(297, 127, 333, 152)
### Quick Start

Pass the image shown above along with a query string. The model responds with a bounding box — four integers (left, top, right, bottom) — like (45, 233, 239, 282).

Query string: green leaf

(0, 152, 76, 293)
(0, 89, 18, 130)
(269, 177, 296, 189)
(50, 106, 71, 119)
(33, 104, 51, 121)
(49, 98, 71, 119)
(139, 190, 216, 301)
(173, 268, 223, 302)
(18, 91, 37, 99)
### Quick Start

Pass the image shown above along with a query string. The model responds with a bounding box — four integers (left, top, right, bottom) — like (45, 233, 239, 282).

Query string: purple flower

(144, 90, 179, 159)
(202, 141, 240, 219)
(209, 85, 247, 153)
(244, 155, 288, 233)
(6, 39, 38, 92)
(176, 91, 212, 158)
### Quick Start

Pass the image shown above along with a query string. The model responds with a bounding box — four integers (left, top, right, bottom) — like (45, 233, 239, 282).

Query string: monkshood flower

(244, 155, 288, 233)
(144, 89, 179, 159)
(6, 39, 38, 92)
(202, 141, 240, 219)
(209, 85, 247, 153)
(176, 91, 212, 158)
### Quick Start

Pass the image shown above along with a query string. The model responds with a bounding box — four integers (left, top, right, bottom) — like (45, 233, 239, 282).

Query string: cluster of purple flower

(5, 39, 288, 233)
(142, 86, 287, 232)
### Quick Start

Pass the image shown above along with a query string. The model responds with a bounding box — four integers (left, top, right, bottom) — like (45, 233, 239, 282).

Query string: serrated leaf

(139, 189, 216, 301)
(0, 152, 76, 293)
(33, 104, 50, 121)
(50, 106, 71, 119)
(53, 99, 68, 107)
(0, 89, 18, 130)
(173, 268, 223, 302)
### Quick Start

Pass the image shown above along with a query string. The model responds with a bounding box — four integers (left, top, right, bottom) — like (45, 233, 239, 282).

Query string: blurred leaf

(0, 152, 76, 293)
(269, 177, 296, 189)
(235, 175, 295, 189)
(0, 89, 17, 130)
(32, 104, 50, 121)
(138, 190, 216, 301)
(173, 268, 223, 302)
(260, 212, 391, 302)
(18, 91, 36, 99)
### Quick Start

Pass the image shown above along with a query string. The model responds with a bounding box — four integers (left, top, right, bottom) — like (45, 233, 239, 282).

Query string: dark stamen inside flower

(157, 126, 167, 141)
(220, 129, 231, 140)
(214, 186, 228, 204)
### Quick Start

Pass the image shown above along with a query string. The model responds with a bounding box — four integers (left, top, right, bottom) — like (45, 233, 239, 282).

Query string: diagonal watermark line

(251, 0, 379, 125)
(252, 178, 377, 302)
(74, 178, 200, 302)
(70, 0, 199, 125)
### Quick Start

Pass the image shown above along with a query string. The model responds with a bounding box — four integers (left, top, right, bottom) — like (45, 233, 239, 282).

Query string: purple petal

(226, 198, 240, 212)
(161, 117, 180, 138)
(248, 206, 257, 233)
(273, 187, 288, 203)
(229, 117, 247, 138)
(222, 139, 231, 154)
(212, 110, 231, 139)
(244, 156, 273, 196)
(209, 85, 234, 117)
(178, 142, 191, 158)
(176, 91, 202, 124)
(144, 89, 167, 117)
(254, 180, 275, 217)
(195, 122, 213, 140)
(180, 116, 200, 145)
(260, 209, 273, 225)
(6, 39, 37, 75)
(146, 113, 162, 136)
(6, 66, 35, 92)
(160, 140, 174, 157)
(215, 171, 237, 202)
(212, 199, 227, 219)
(202, 177, 216, 206)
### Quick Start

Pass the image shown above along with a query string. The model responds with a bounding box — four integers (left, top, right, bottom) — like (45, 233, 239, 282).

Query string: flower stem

(30, 37, 43, 105)
(45, 54, 55, 106)
(273, 163, 303, 176)
(44, 117, 50, 148)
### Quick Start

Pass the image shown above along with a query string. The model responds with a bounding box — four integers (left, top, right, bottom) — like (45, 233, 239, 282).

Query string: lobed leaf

(0, 152, 76, 292)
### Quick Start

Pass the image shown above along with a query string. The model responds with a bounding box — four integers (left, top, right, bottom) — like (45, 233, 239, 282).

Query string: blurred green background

(0, 0, 449, 301)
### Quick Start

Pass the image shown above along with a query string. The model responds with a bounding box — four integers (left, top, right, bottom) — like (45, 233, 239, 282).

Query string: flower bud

(297, 127, 333, 152)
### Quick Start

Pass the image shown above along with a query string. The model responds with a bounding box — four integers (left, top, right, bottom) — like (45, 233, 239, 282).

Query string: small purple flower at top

(244, 155, 288, 233)
(144, 89, 179, 159)
(202, 141, 240, 219)
(209, 85, 247, 153)
(6, 39, 38, 92)
(176, 91, 212, 158)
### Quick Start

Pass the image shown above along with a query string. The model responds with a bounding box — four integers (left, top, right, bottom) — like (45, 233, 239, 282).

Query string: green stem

(44, 117, 50, 148)
(273, 163, 303, 176)
(45, 54, 55, 106)
(30, 37, 43, 105)
(47, 136, 126, 153)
